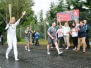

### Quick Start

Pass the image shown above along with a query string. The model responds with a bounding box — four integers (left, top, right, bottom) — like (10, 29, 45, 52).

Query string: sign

(56, 9, 79, 22)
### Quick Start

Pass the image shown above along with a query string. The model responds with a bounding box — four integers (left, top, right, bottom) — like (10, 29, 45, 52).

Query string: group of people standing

(47, 19, 90, 55)
(4, 10, 90, 61)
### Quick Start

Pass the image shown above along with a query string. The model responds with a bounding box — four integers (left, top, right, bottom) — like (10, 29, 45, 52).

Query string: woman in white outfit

(5, 11, 26, 61)
(63, 22, 70, 50)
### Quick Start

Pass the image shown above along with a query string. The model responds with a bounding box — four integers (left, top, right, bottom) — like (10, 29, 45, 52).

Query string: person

(0, 36, 1, 45)
(35, 31, 40, 46)
(32, 31, 35, 45)
(70, 22, 78, 50)
(76, 21, 87, 53)
(63, 22, 70, 50)
(5, 11, 26, 61)
(57, 25, 63, 49)
(83, 20, 90, 49)
(47, 22, 63, 55)
(1, 35, 3, 45)
(74, 19, 80, 28)
(25, 27, 32, 51)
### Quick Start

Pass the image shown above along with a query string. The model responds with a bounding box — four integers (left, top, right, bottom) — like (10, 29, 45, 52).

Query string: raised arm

(5, 23, 11, 30)
(15, 11, 26, 26)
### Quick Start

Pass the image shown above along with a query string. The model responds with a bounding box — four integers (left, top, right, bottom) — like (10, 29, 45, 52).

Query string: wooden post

(44, 18, 47, 40)
(20, 25, 22, 38)
(9, 4, 12, 20)
(30, 22, 32, 39)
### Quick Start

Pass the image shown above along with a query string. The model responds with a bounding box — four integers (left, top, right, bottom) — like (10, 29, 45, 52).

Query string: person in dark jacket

(76, 21, 87, 53)
(32, 31, 35, 45)
(1, 35, 3, 45)
(83, 20, 90, 49)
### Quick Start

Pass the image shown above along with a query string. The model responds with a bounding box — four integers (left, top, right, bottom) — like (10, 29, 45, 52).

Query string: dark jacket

(84, 24, 90, 33)
(78, 25, 86, 38)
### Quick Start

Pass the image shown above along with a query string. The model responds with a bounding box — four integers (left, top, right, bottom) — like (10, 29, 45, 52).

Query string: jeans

(72, 37, 78, 48)
(32, 37, 35, 44)
(35, 39, 39, 46)
(58, 37, 63, 48)
(86, 35, 90, 49)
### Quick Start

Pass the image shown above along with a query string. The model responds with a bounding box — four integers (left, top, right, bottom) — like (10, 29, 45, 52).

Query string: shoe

(82, 50, 86, 53)
(15, 59, 19, 61)
(28, 49, 30, 51)
(25, 46, 27, 50)
(51, 47, 54, 48)
(58, 51, 63, 55)
(72, 48, 76, 50)
(59, 48, 63, 49)
(76, 50, 79, 52)
(65, 47, 69, 50)
(47, 51, 50, 55)
(6, 55, 9, 59)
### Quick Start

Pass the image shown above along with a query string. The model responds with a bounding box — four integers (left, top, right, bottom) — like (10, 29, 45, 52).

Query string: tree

(0, 0, 35, 42)
(0, 0, 7, 35)
(38, 10, 44, 38)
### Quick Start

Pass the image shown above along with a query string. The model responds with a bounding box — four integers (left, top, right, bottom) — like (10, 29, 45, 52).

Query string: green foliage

(0, 0, 35, 43)
(0, 0, 6, 34)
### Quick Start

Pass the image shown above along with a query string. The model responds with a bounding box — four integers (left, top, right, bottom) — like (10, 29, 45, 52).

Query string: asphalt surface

(0, 44, 91, 68)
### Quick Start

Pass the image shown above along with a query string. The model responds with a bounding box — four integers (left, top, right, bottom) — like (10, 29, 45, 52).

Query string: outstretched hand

(21, 11, 26, 18)
(22, 11, 26, 16)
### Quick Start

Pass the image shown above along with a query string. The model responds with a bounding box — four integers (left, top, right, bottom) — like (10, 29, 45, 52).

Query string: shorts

(25, 37, 30, 42)
(48, 37, 57, 44)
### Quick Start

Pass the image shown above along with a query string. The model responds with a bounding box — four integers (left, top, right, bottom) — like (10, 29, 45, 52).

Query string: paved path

(0, 45, 91, 68)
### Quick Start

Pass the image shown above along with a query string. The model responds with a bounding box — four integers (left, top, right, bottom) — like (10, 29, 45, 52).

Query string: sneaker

(51, 47, 54, 48)
(25, 46, 27, 50)
(65, 47, 69, 50)
(82, 50, 86, 53)
(73, 48, 76, 50)
(47, 51, 50, 55)
(59, 48, 63, 49)
(28, 49, 30, 51)
(15, 59, 19, 61)
(76, 49, 79, 52)
(6, 55, 9, 59)
(58, 51, 63, 55)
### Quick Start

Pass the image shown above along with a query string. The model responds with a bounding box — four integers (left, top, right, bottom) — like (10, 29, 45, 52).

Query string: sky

(32, 0, 87, 19)
(32, 0, 58, 19)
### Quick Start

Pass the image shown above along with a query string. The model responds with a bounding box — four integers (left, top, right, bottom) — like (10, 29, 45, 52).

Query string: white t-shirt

(63, 26, 70, 36)
(5, 19, 21, 37)
(71, 28, 78, 37)
(57, 28, 63, 38)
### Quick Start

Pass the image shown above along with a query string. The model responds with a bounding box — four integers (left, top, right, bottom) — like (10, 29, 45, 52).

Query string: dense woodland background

(0, 0, 91, 42)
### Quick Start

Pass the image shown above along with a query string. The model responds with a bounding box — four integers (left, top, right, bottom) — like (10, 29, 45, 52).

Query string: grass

(18, 38, 47, 45)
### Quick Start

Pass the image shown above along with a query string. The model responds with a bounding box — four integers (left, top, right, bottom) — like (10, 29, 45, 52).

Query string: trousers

(77, 37, 87, 52)
(6, 35, 18, 59)
(64, 36, 70, 47)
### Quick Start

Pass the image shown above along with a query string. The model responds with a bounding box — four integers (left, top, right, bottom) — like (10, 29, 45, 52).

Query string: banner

(56, 9, 79, 22)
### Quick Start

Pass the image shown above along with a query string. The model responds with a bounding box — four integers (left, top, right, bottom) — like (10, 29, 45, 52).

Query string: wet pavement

(0, 44, 91, 68)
